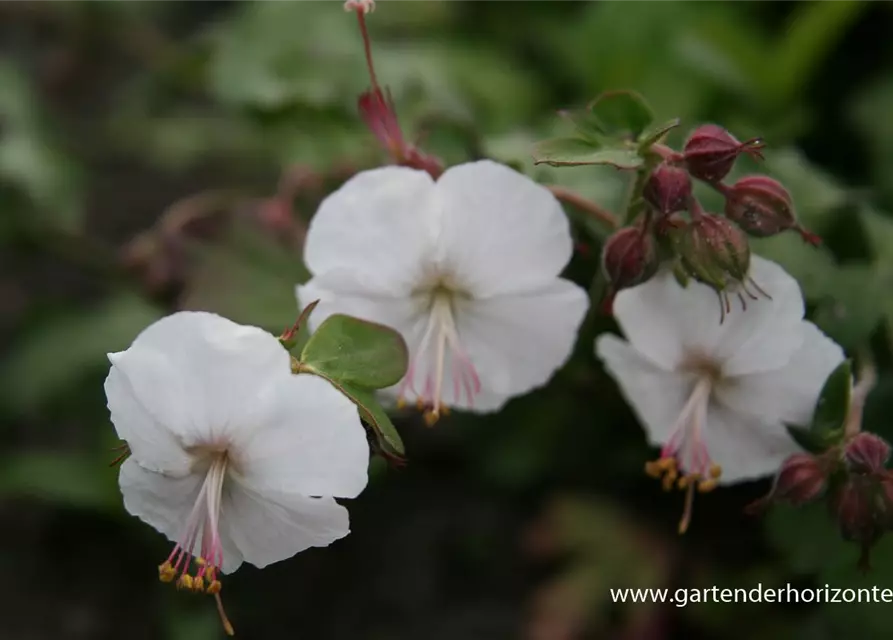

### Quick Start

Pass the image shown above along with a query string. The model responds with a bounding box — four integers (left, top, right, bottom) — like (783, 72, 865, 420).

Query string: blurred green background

(4, 1, 893, 638)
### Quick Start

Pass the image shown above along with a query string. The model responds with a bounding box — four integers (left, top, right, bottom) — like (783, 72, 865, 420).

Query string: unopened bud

(845, 433, 891, 474)
(601, 227, 659, 292)
(831, 478, 880, 556)
(675, 213, 750, 291)
(643, 163, 692, 215)
(723, 175, 820, 245)
(773, 453, 828, 506)
(683, 124, 764, 183)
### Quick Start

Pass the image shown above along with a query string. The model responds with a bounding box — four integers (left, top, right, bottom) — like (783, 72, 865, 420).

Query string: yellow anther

(661, 473, 675, 492)
(158, 562, 176, 583)
(423, 409, 440, 427)
(415, 398, 426, 411)
(396, 397, 407, 410)
(192, 576, 206, 593)
(657, 457, 677, 471)
(177, 574, 194, 591)
(698, 479, 718, 493)
(207, 580, 222, 595)
(195, 557, 207, 566)
(709, 464, 722, 479)
(677, 476, 690, 490)
(644, 461, 662, 478)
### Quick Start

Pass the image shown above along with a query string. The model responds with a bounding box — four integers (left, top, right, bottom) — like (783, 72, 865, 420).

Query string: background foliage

(3, 2, 893, 638)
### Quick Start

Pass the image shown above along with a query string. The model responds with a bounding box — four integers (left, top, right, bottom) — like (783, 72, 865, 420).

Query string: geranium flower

(595, 256, 844, 533)
(298, 161, 589, 423)
(105, 311, 369, 634)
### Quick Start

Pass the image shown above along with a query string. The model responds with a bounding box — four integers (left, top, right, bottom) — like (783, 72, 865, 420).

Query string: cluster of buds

(750, 432, 893, 571)
(601, 124, 819, 317)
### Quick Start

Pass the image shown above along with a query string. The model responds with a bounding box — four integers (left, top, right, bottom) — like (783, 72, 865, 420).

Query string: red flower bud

(683, 124, 764, 183)
(773, 453, 829, 506)
(643, 163, 692, 216)
(601, 226, 659, 292)
(723, 175, 819, 245)
(832, 478, 876, 540)
(845, 433, 891, 474)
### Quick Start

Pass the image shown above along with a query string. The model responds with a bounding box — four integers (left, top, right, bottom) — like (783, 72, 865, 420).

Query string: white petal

(435, 161, 574, 297)
(452, 279, 589, 407)
(118, 459, 244, 573)
(233, 373, 369, 499)
(223, 484, 350, 569)
(703, 401, 802, 484)
(715, 321, 845, 428)
(107, 311, 291, 470)
(298, 272, 426, 336)
(612, 256, 805, 375)
(595, 334, 691, 446)
(303, 166, 437, 293)
(105, 367, 193, 475)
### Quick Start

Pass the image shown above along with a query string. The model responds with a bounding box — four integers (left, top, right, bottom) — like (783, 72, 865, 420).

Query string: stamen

(645, 377, 722, 534)
(398, 287, 480, 424)
(156, 454, 231, 633)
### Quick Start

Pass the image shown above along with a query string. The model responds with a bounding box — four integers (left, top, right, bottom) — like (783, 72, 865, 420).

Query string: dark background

(4, 2, 893, 639)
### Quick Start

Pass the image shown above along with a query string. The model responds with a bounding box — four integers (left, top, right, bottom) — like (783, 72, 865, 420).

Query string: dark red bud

(832, 478, 877, 545)
(774, 453, 829, 506)
(683, 124, 764, 183)
(601, 226, 659, 292)
(643, 163, 692, 215)
(845, 433, 891, 474)
(723, 175, 819, 245)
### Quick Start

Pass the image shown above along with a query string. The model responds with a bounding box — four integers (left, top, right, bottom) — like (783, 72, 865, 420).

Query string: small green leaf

(588, 90, 654, 139)
(341, 383, 406, 458)
(533, 138, 642, 169)
(557, 109, 605, 144)
(637, 118, 681, 150)
(785, 423, 844, 455)
(300, 314, 409, 389)
(810, 359, 853, 437)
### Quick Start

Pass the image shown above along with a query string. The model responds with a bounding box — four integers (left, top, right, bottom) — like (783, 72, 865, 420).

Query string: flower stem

(546, 185, 619, 229)
(355, 10, 379, 91)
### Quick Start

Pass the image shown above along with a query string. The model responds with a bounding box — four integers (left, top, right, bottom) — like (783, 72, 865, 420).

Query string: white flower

(105, 311, 369, 632)
(595, 256, 843, 532)
(297, 160, 589, 423)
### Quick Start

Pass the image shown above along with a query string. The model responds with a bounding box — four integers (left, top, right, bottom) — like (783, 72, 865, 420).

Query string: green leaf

(300, 314, 409, 389)
(0, 295, 161, 414)
(557, 109, 605, 144)
(588, 90, 654, 139)
(341, 382, 405, 458)
(785, 424, 843, 455)
(810, 359, 853, 437)
(637, 118, 681, 150)
(532, 138, 642, 169)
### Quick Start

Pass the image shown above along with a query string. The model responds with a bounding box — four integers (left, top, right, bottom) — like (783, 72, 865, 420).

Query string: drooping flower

(106, 311, 369, 634)
(297, 161, 589, 423)
(595, 256, 844, 533)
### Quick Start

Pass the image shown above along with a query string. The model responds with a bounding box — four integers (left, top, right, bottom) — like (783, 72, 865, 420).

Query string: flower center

(397, 282, 481, 425)
(157, 452, 234, 635)
(644, 371, 723, 534)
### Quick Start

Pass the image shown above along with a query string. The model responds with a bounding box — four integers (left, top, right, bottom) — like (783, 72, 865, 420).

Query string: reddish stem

(355, 11, 379, 91)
